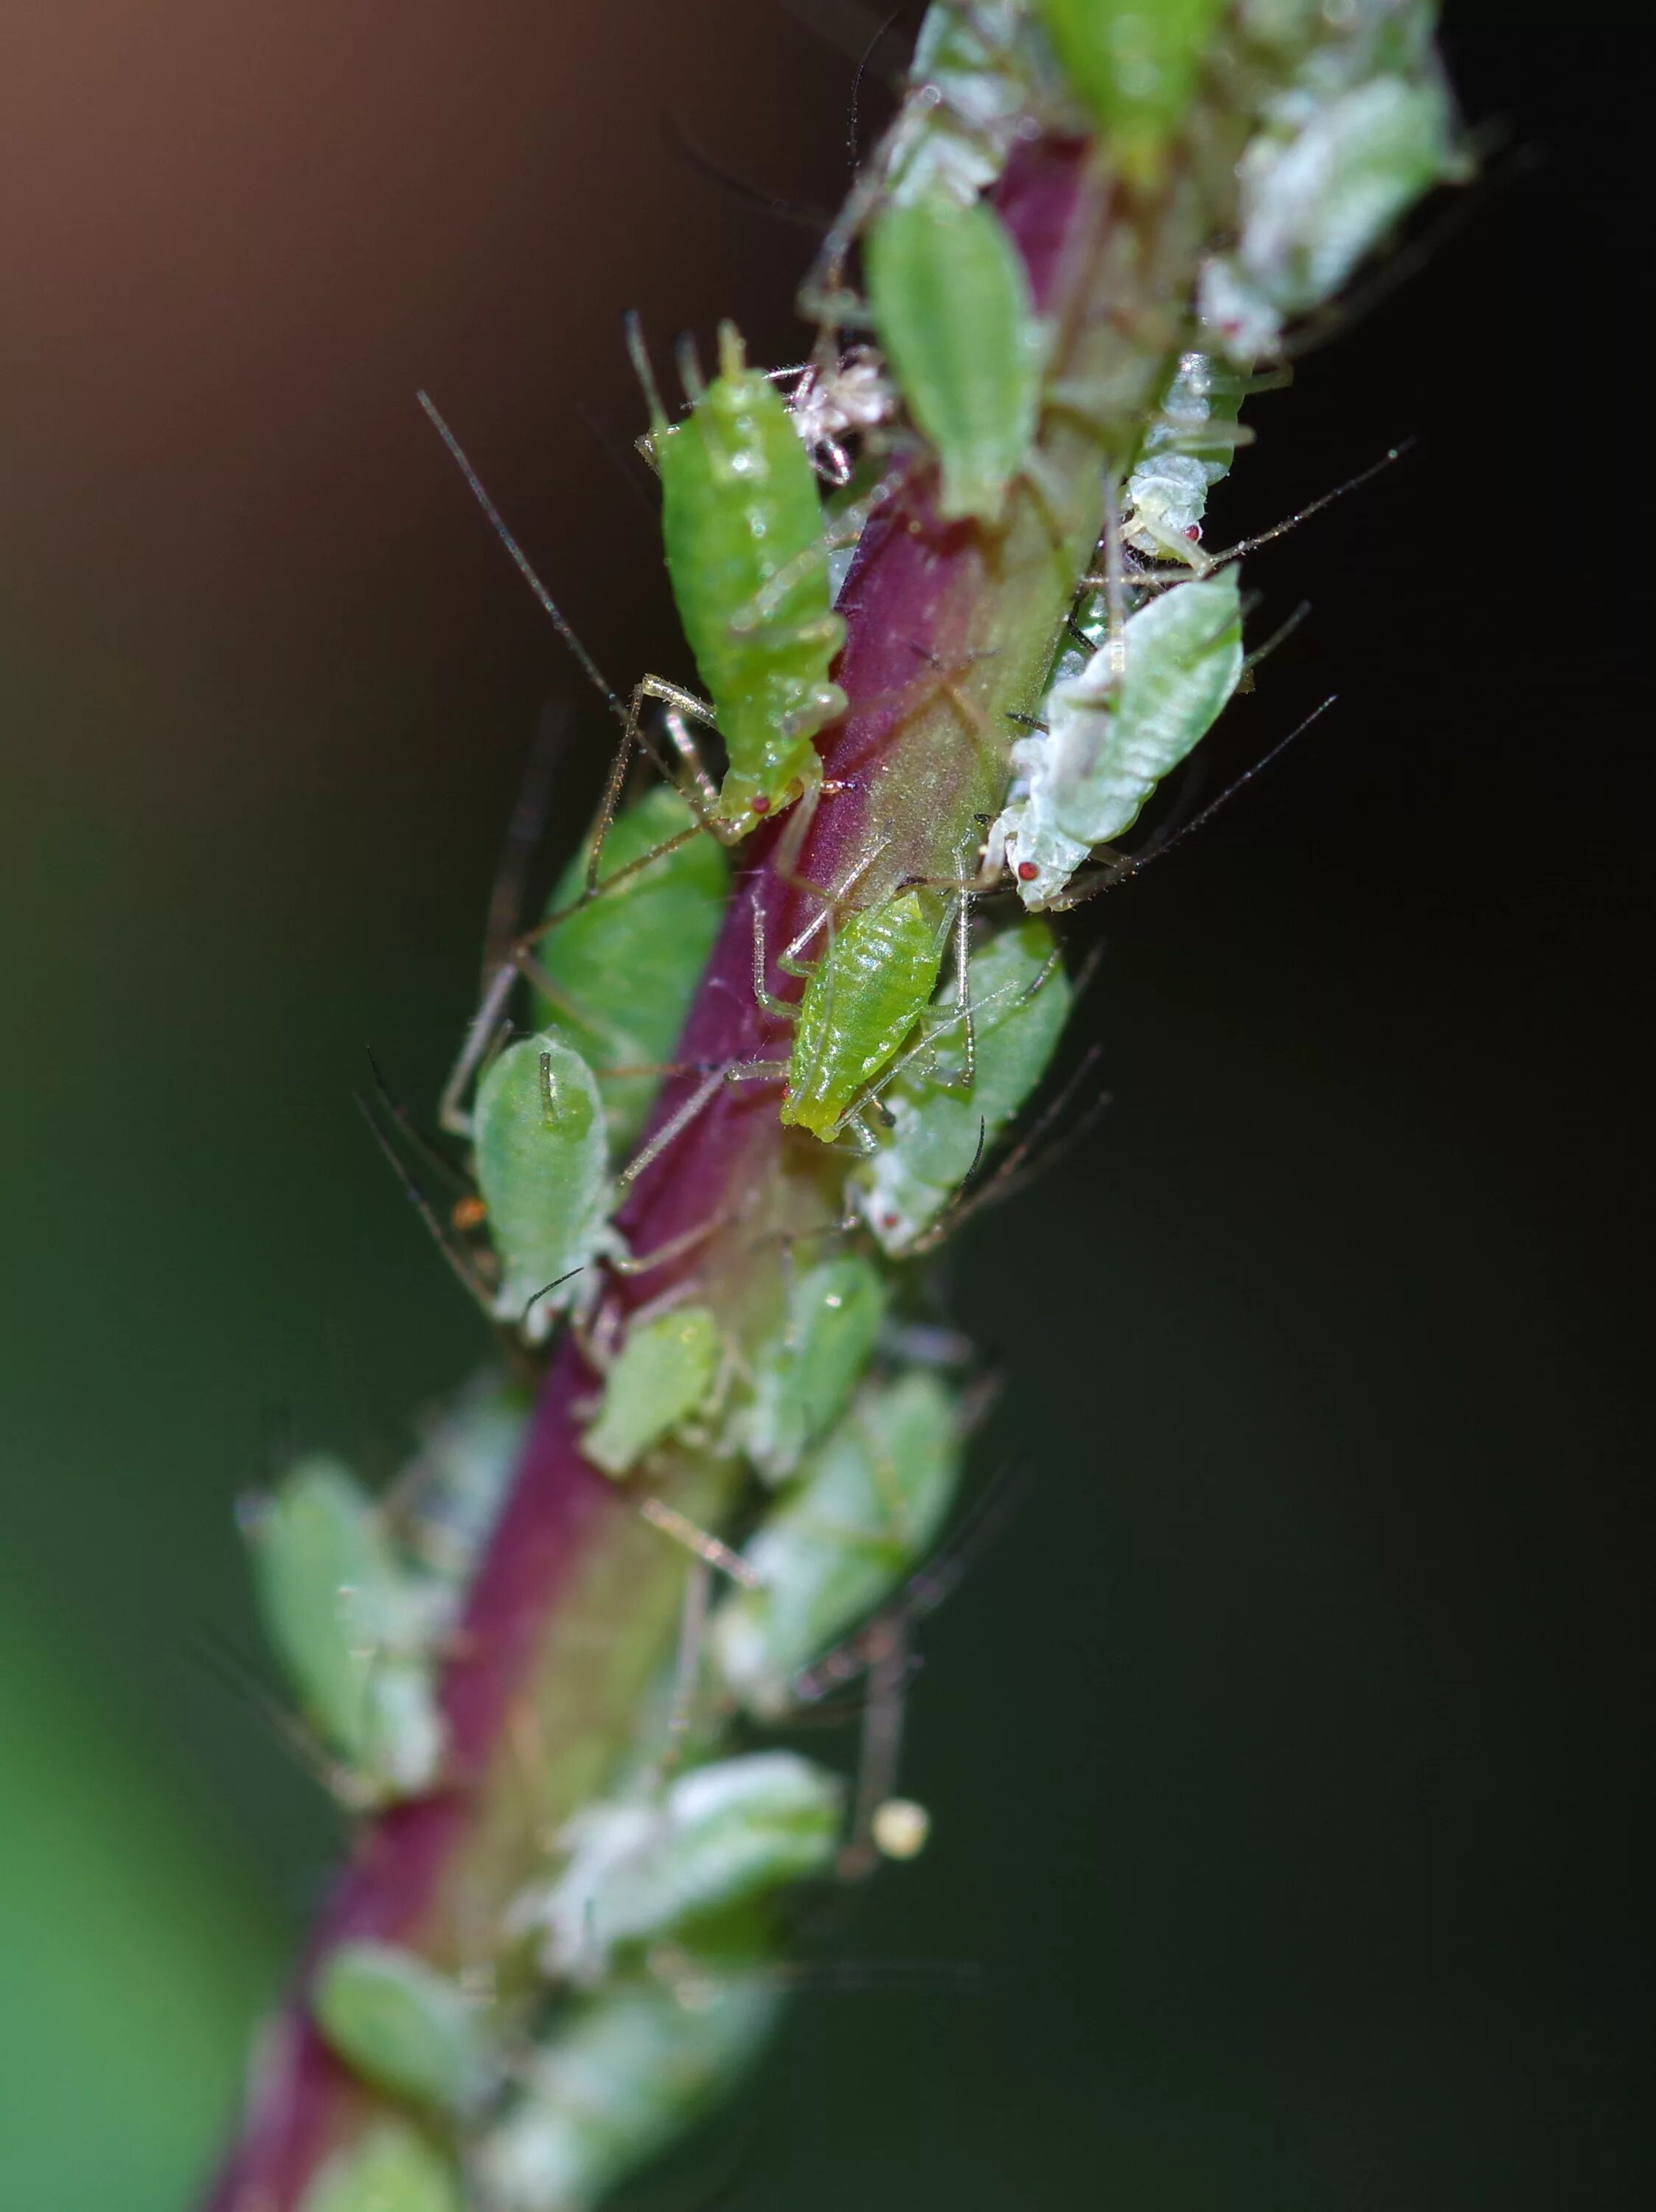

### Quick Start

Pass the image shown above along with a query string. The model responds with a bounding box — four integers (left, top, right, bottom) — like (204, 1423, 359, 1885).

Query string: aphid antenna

(355, 1091, 499, 1321)
(839, 1613, 911, 1881)
(481, 699, 574, 987)
(905, 1042, 1109, 1256)
(417, 389, 627, 727)
(1241, 597, 1312, 678)
(1051, 694, 1338, 910)
(364, 1048, 472, 1195)
(661, 108, 827, 234)
(1107, 444, 1416, 594)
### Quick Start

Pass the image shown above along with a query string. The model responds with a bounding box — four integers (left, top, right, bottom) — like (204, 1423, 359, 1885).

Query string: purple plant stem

(203, 135, 1093, 2212)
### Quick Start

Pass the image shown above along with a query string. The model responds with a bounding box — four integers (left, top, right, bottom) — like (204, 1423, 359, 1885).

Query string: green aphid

(864, 189, 1044, 527)
(732, 1253, 888, 1483)
(471, 1033, 613, 1343)
(474, 1973, 780, 2212)
(311, 1941, 491, 2118)
(1124, 349, 1252, 563)
(712, 1373, 962, 1719)
(243, 1455, 448, 1806)
(530, 785, 728, 1152)
(782, 891, 948, 1145)
(1037, 0, 1228, 184)
(647, 321, 847, 832)
(581, 1304, 722, 1478)
(296, 2118, 462, 2212)
(514, 1751, 843, 1983)
(857, 919, 1071, 1255)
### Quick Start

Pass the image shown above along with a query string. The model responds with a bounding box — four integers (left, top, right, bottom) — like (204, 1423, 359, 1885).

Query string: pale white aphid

(992, 570, 1245, 908)
(509, 1751, 842, 1986)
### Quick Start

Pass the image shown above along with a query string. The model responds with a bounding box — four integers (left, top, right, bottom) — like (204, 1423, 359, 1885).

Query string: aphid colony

(237, 7, 1461, 2207)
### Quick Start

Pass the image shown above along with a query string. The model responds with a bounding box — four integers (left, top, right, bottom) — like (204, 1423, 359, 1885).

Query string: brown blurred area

(1, 4, 1651, 2208)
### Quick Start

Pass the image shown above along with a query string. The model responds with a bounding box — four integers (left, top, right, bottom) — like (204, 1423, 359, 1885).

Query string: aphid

(864, 189, 1045, 527)
(310, 1941, 491, 2117)
(1124, 349, 1256, 563)
(731, 1252, 888, 1483)
(473, 1972, 780, 2212)
(470, 1034, 613, 1342)
(297, 2118, 462, 2212)
(1037, 0, 1228, 184)
(742, 885, 964, 1149)
(637, 320, 847, 832)
(1199, 70, 1456, 361)
(855, 917, 1071, 1254)
(710, 1372, 963, 1719)
(529, 784, 728, 1152)
(993, 569, 1244, 907)
(581, 1304, 723, 1478)
(241, 1454, 449, 1806)
(510, 1750, 843, 1985)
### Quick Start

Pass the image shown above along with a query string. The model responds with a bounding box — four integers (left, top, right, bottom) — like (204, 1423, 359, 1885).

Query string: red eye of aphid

(881, 1212, 900, 1230)
(1017, 860, 1039, 882)
(1183, 524, 1202, 541)
(751, 794, 770, 814)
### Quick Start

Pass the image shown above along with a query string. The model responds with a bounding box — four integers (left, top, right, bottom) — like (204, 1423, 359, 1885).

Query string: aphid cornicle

(864, 189, 1044, 527)
(711, 1371, 963, 1720)
(530, 784, 728, 1151)
(994, 568, 1245, 908)
(581, 1304, 722, 1478)
(242, 1454, 450, 1806)
(297, 2118, 460, 2212)
(857, 917, 1071, 1254)
(311, 1941, 491, 2118)
(474, 1973, 780, 2212)
(778, 891, 949, 1146)
(646, 322, 847, 832)
(511, 1751, 843, 1985)
(470, 1033, 613, 1342)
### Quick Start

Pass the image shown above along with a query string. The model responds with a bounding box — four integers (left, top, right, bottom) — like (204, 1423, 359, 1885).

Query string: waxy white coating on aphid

(513, 1752, 843, 1985)
(882, 1, 1042, 212)
(1199, 72, 1455, 361)
(311, 1941, 492, 2117)
(857, 918, 1071, 1253)
(581, 1304, 722, 1478)
(243, 1454, 450, 1804)
(1124, 350, 1245, 560)
(473, 1973, 781, 2212)
(296, 2118, 462, 2212)
(711, 1374, 962, 1719)
(471, 1033, 613, 1343)
(731, 1253, 888, 1484)
(993, 570, 1244, 908)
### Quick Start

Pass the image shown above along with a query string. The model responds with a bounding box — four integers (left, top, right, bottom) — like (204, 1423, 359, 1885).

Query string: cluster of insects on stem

(227, 7, 1465, 2209)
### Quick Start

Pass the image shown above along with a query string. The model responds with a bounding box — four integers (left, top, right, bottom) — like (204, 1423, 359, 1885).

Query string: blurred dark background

(1, 3, 1648, 2205)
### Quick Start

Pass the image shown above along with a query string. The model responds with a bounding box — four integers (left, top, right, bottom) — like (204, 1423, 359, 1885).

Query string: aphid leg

(778, 838, 891, 973)
(355, 1096, 499, 1319)
(1240, 599, 1311, 678)
(608, 1206, 728, 1281)
(637, 1497, 764, 1590)
(660, 1554, 714, 1773)
(749, 900, 799, 1020)
(438, 959, 518, 1138)
(908, 1044, 1110, 1253)
(483, 699, 571, 985)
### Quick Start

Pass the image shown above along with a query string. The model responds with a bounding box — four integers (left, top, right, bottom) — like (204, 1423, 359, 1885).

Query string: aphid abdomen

(866, 191, 1044, 526)
(532, 787, 728, 1151)
(472, 1035, 610, 1340)
(782, 891, 944, 1141)
(1037, 0, 1229, 185)
(657, 327, 847, 827)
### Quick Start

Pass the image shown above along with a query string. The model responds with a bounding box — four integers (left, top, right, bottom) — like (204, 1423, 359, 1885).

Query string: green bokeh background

(1, 4, 1647, 2206)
